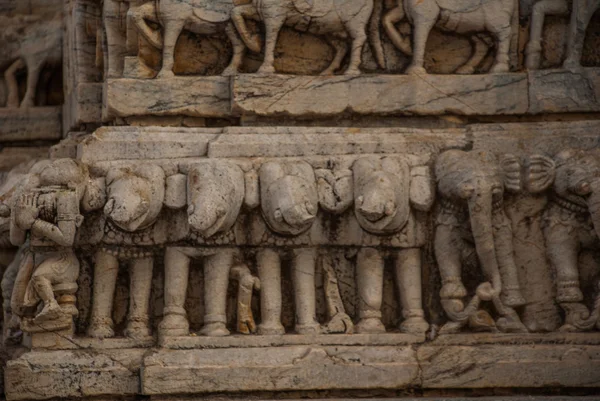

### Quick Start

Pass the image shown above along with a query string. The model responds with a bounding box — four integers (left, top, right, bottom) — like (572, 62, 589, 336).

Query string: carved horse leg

(257, 248, 285, 335)
(456, 35, 491, 74)
(383, 6, 412, 56)
(355, 248, 386, 333)
(405, 7, 438, 74)
(21, 55, 46, 108)
(222, 23, 246, 76)
(395, 248, 429, 335)
(320, 37, 348, 76)
(257, 7, 286, 74)
(525, 0, 568, 70)
(4, 59, 24, 108)
(231, 4, 262, 53)
(564, 0, 600, 68)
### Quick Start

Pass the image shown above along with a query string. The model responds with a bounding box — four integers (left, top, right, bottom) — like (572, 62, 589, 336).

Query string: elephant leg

(4, 59, 24, 108)
(104, 0, 127, 78)
(546, 223, 583, 303)
(157, 18, 186, 79)
(231, 4, 262, 53)
(257, 249, 285, 335)
(21, 56, 45, 109)
(355, 248, 386, 334)
(258, 11, 286, 74)
(222, 23, 245, 76)
(88, 250, 119, 339)
(159, 247, 190, 337)
(291, 248, 320, 334)
(405, 15, 437, 74)
(200, 250, 233, 337)
(563, 0, 598, 68)
(124, 257, 153, 339)
(526, 0, 569, 70)
(493, 215, 526, 307)
(320, 37, 347, 76)
(456, 35, 490, 74)
(434, 224, 468, 300)
(395, 248, 429, 336)
(383, 6, 412, 56)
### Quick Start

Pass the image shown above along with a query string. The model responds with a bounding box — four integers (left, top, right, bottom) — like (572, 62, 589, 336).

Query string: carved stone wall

(2, 0, 600, 399)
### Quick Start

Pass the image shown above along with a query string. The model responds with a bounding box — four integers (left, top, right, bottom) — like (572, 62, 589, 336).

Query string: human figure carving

(0, 14, 62, 108)
(434, 150, 527, 333)
(231, 0, 386, 74)
(380, 0, 516, 74)
(351, 156, 432, 335)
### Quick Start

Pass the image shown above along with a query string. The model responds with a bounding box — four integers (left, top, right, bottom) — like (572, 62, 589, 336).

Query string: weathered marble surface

(0, 107, 62, 142)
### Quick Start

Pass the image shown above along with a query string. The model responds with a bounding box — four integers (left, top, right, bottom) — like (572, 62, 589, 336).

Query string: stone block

(0, 107, 62, 142)
(105, 78, 231, 119)
(529, 68, 600, 114)
(232, 74, 529, 117)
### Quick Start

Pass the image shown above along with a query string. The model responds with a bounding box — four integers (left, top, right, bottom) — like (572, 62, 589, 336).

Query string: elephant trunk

(468, 187, 502, 294)
(588, 180, 600, 239)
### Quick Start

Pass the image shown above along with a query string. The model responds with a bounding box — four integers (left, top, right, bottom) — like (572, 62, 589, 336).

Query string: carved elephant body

(382, 0, 515, 74)
(232, 0, 385, 74)
(351, 156, 432, 335)
(434, 150, 527, 333)
(0, 15, 62, 108)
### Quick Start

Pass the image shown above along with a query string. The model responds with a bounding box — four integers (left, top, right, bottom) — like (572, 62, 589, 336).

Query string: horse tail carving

(369, 0, 386, 69)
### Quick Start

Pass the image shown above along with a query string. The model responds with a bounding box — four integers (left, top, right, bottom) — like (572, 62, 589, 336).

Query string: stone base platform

(105, 69, 600, 120)
(0, 107, 62, 142)
(6, 333, 600, 400)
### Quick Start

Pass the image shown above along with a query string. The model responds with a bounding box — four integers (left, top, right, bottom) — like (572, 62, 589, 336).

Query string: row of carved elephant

(1, 147, 599, 342)
(100, 0, 598, 78)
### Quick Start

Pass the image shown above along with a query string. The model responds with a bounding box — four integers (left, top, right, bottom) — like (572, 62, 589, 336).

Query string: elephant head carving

(104, 164, 165, 233)
(353, 156, 412, 235)
(434, 150, 526, 333)
(186, 161, 245, 238)
(260, 161, 318, 236)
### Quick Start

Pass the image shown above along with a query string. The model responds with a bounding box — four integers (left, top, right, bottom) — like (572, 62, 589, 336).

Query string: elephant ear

(499, 154, 522, 193)
(524, 154, 556, 194)
(293, 0, 334, 17)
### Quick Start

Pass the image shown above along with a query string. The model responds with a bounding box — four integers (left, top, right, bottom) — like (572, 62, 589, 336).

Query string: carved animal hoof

(455, 65, 475, 75)
(295, 321, 321, 335)
(158, 313, 189, 337)
(19, 98, 35, 109)
(557, 286, 584, 303)
(355, 317, 386, 334)
(343, 67, 361, 75)
(156, 69, 176, 79)
(257, 65, 276, 75)
(222, 67, 238, 76)
(441, 281, 468, 300)
(124, 320, 151, 339)
(399, 317, 429, 336)
(405, 65, 427, 75)
(257, 322, 285, 335)
(200, 322, 230, 337)
(501, 289, 527, 307)
(563, 58, 582, 70)
(88, 319, 115, 339)
(490, 63, 509, 74)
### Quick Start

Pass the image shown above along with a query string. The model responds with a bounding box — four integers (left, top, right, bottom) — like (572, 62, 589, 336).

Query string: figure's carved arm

(30, 191, 80, 247)
(525, 154, 556, 194)
(315, 168, 353, 214)
(409, 166, 434, 211)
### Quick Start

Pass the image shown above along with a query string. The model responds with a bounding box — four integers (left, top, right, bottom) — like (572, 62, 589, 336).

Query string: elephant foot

(557, 285, 584, 303)
(455, 65, 475, 75)
(440, 279, 468, 300)
(125, 319, 151, 340)
(257, 64, 276, 75)
(295, 321, 321, 335)
(158, 312, 189, 337)
(200, 322, 230, 337)
(490, 63, 509, 74)
(157, 69, 176, 79)
(405, 65, 427, 75)
(258, 321, 285, 335)
(88, 317, 115, 339)
(501, 288, 527, 307)
(399, 316, 429, 336)
(355, 317, 386, 334)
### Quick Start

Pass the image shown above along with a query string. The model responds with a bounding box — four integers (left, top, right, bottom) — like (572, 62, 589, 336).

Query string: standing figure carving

(231, 0, 386, 74)
(160, 161, 246, 337)
(352, 156, 432, 335)
(380, 0, 515, 74)
(87, 164, 164, 339)
(434, 150, 527, 333)
(0, 15, 62, 108)
(10, 160, 100, 334)
(256, 160, 319, 334)
(534, 149, 600, 331)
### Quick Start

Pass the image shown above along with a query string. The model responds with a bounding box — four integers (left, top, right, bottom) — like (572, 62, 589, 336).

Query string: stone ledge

(0, 107, 62, 142)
